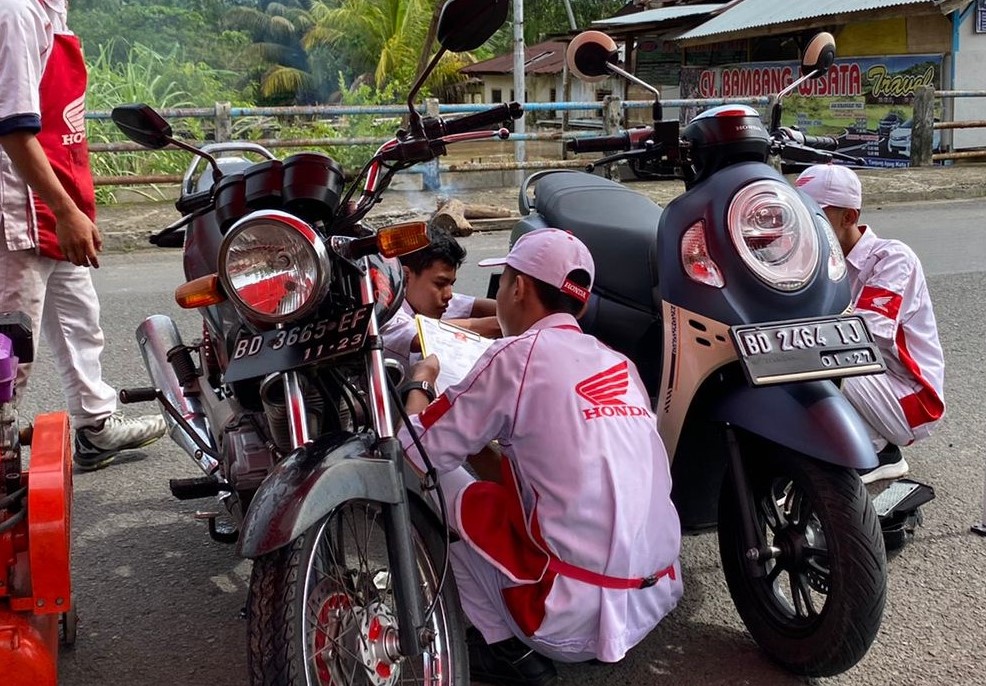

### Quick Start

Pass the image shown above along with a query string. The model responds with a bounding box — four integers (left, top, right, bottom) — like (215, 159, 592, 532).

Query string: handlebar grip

(175, 189, 212, 215)
(426, 102, 523, 138)
(566, 127, 654, 154)
(801, 134, 839, 150)
(567, 133, 631, 154)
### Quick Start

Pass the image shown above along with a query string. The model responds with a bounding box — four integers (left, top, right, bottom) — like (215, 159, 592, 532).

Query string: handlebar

(566, 127, 653, 154)
(776, 127, 838, 150)
(175, 188, 212, 215)
(801, 134, 839, 151)
(378, 103, 522, 164)
(422, 102, 522, 138)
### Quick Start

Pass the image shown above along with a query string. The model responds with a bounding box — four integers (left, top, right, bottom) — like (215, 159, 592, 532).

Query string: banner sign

(680, 54, 943, 168)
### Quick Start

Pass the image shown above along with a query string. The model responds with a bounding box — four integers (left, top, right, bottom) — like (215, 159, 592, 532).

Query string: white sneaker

(858, 445, 909, 485)
(74, 412, 166, 471)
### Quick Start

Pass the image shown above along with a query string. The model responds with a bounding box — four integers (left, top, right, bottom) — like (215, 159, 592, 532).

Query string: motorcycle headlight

(817, 212, 848, 282)
(727, 180, 819, 291)
(218, 209, 329, 324)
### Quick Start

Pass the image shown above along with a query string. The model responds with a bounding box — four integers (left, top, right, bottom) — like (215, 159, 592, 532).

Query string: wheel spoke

(803, 544, 829, 561)
(790, 571, 819, 618)
(760, 490, 787, 531)
(791, 488, 814, 530)
(806, 555, 830, 581)
(765, 560, 784, 586)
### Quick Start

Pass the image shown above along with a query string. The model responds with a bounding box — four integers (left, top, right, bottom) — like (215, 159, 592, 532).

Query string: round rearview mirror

(801, 32, 836, 78)
(566, 31, 619, 83)
(111, 104, 173, 150)
(437, 0, 509, 53)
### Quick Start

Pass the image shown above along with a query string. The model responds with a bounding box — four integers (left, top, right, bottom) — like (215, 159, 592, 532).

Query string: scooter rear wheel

(718, 444, 886, 677)
(246, 499, 468, 686)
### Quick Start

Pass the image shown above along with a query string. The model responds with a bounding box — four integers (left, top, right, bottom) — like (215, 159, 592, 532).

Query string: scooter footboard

(238, 432, 405, 559)
(712, 381, 877, 469)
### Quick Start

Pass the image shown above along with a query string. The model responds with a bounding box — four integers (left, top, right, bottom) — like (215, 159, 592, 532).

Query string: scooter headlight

(218, 209, 329, 324)
(818, 212, 847, 282)
(728, 180, 819, 291)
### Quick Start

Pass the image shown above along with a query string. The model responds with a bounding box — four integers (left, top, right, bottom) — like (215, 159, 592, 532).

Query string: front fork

(725, 425, 781, 578)
(277, 260, 427, 657)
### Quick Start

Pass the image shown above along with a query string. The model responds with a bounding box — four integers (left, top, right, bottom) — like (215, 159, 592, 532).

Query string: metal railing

(911, 85, 986, 166)
(86, 96, 770, 188)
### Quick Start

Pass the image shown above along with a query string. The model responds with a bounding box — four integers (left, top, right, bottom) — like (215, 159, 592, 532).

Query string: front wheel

(247, 499, 469, 686)
(718, 443, 887, 677)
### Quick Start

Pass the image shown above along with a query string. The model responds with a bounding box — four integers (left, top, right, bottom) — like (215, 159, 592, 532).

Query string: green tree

(304, 0, 429, 89)
(70, 1, 251, 72)
(486, 0, 625, 54)
(224, 0, 324, 103)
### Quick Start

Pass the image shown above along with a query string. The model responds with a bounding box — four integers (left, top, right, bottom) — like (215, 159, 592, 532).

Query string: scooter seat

(533, 171, 662, 310)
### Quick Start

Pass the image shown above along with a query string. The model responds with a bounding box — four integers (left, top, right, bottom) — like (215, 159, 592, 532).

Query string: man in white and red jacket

(398, 228, 682, 686)
(0, 0, 164, 470)
(797, 164, 945, 484)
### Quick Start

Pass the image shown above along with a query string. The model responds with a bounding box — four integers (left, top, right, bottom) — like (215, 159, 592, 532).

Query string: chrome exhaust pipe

(136, 315, 219, 472)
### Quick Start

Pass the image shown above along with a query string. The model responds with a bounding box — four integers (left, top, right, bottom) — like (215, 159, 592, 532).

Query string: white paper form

(414, 315, 494, 393)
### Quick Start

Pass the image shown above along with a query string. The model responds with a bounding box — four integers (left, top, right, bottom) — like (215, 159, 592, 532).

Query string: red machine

(1, 314, 76, 684)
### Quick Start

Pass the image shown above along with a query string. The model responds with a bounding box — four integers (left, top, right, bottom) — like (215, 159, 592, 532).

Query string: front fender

(238, 432, 404, 559)
(712, 381, 877, 469)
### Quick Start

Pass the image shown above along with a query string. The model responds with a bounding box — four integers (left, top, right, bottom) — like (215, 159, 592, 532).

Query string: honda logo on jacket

(60, 94, 86, 145)
(576, 361, 653, 421)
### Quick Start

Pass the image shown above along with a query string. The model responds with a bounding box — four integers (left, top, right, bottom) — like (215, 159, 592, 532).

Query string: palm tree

(304, 0, 429, 89)
(224, 0, 319, 103)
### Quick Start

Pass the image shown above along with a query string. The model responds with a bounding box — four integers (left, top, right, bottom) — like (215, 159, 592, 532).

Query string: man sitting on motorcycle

(381, 225, 499, 371)
(397, 228, 683, 686)
(796, 164, 945, 484)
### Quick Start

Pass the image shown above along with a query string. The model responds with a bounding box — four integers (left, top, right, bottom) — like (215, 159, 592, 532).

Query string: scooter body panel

(709, 381, 877, 469)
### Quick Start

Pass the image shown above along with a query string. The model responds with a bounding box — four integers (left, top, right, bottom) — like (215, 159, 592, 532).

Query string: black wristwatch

(400, 379, 437, 403)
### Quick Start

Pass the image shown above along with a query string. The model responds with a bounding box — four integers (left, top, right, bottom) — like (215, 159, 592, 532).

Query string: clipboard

(415, 315, 494, 392)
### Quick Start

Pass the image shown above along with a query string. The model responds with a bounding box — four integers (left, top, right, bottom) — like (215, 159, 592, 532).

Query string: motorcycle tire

(718, 444, 886, 677)
(247, 499, 469, 686)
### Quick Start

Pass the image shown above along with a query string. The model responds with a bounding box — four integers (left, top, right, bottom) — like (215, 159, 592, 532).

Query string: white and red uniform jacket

(381, 292, 475, 371)
(398, 312, 682, 662)
(848, 226, 945, 439)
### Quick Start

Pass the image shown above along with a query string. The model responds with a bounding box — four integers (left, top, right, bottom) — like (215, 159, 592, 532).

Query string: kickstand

(972, 465, 986, 537)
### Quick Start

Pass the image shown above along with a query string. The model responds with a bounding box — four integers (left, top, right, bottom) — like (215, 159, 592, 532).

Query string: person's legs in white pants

(842, 373, 915, 451)
(40, 260, 117, 429)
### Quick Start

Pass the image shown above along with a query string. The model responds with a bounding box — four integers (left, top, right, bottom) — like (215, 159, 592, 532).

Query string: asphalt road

(20, 198, 986, 686)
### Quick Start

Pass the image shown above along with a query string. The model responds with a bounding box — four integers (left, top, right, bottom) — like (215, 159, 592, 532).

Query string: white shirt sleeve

(854, 248, 915, 346)
(398, 335, 529, 474)
(0, 0, 48, 128)
(380, 307, 417, 372)
(444, 292, 476, 319)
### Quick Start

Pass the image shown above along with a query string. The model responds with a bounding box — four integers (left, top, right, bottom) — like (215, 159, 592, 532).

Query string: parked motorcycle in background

(501, 30, 916, 677)
(110, 1, 519, 683)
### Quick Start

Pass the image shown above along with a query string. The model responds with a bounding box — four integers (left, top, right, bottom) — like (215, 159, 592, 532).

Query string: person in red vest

(0, 0, 165, 470)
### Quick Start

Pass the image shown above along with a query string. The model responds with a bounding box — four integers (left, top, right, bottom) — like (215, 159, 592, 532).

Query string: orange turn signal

(376, 221, 430, 259)
(175, 274, 225, 309)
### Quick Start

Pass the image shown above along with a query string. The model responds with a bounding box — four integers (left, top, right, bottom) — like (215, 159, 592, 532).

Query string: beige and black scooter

(494, 30, 931, 679)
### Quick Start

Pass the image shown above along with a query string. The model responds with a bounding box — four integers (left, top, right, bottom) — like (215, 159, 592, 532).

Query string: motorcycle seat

(532, 171, 662, 310)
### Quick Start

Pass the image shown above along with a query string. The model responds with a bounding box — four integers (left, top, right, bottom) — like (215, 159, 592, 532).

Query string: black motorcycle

(110, 1, 519, 683)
